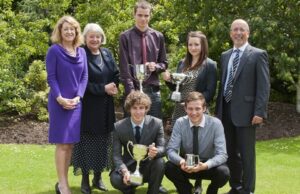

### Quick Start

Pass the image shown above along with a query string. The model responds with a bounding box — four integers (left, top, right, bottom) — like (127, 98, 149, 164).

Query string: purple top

(46, 44, 88, 143)
(119, 26, 168, 94)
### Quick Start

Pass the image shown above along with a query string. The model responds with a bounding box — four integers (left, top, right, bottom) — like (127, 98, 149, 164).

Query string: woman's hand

(162, 70, 171, 82)
(56, 96, 79, 110)
(105, 82, 118, 96)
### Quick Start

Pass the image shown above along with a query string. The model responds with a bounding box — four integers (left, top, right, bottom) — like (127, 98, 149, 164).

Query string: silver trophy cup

(127, 141, 149, 185)
(185, 154, 200, 167)
(135, 64, 146, 92)
(170, 73, 187, 102)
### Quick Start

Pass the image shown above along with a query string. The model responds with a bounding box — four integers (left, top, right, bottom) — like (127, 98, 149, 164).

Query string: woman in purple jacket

(46, 15, 88, 194)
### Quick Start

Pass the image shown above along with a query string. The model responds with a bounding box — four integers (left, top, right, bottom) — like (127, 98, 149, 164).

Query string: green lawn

(0, 136, 299, 194)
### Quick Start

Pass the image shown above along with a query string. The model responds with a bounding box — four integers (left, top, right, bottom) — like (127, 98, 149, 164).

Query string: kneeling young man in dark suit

(110, 91, 165, 194)
(166, 92, 229, 194)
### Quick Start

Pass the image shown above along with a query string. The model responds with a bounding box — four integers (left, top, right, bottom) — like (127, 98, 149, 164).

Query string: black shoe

(81, 180, 91, 194)
(227, 188, 239, 194)
(81, 186, 91, 194)
(159, 185, 168, 194)
(55, 183, 61, 194)
(92, 178, 108, 191)
(194, 185, 202, 194)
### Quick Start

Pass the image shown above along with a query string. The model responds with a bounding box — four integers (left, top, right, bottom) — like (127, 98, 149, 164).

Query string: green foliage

(0, 0, 299, 119)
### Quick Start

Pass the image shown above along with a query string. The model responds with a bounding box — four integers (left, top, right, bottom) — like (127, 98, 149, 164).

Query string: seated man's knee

(110, 170, 125, 190)
(152, 158, 165, 171)
(165, 161, 178, 177)
(215, 164, 230, 186)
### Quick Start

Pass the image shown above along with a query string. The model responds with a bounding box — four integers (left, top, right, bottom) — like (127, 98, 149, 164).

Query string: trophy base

(171, 92, 181, 102)
(130, 174, 143, 186)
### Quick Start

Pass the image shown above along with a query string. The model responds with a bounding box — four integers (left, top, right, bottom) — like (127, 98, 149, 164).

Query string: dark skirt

(72, 132, 113, 175)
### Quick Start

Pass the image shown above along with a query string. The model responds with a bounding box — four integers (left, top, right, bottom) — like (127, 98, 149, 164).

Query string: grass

(0, 136, 300, 194)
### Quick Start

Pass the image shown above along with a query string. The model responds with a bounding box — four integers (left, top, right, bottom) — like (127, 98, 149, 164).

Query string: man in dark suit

(110, 91, 165, 194)
(215, 19, 270, 194)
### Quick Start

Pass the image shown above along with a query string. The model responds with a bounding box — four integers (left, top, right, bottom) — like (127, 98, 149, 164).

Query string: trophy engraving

(135, 64, 147, 92)
(127, 141, 149, 185)
(185, 154, 200, 167)
(170, 73, 187, 102)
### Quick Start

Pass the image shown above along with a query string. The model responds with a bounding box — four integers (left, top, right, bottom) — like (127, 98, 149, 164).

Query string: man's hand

(179, 159, 192, 173)
(148, 143, 157, 159)
(192, 162, 208, 173)
(252, 115, 263, 125)
(146, 62, 156, 72)
(122, 169, 131, 185)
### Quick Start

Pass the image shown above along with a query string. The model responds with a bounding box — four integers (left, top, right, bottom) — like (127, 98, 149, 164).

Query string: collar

(131, 118, 145, 129)
(134, 26, 149, 36)
(188, 114, 205, 129)
(233, 42, 248, 52)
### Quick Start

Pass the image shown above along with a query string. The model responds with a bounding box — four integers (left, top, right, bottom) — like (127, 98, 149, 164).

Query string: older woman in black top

(72, 23, 119, 194)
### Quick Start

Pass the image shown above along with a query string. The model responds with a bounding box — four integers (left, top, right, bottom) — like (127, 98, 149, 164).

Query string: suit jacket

(81, 46, 119, 135)
(215, 44, 270, 127)
(165, 58, 217, 104)
(112, 115, 165, 172)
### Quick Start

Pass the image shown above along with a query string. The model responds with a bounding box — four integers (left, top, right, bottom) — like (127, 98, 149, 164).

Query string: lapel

(140, 115, 151, 144)
(222, 49, 232, 85)
(101, 48, 115, 72)
(85, 46, 103, 71)
(233, 45, 252, 83)
(124, 118, 136, 144)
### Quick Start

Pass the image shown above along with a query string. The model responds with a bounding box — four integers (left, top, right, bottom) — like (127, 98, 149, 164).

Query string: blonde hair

(124, 91, 151, 113)
(82, 23, 107, 45)
(50, 15, 83, 47)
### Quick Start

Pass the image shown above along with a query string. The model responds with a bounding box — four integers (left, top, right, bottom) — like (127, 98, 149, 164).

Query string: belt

(142, 85, 160, 93)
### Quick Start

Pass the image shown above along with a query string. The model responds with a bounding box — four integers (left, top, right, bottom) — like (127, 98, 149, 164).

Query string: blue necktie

(224, 49, 240, 102)
(135, 126, 141, 143)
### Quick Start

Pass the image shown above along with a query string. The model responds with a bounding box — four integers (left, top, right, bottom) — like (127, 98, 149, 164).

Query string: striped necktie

(224, 49, 240, 102)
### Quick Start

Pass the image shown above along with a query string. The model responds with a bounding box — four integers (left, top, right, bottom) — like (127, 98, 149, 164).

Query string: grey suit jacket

(216, 44, 270, 127)
(112, 115, 165, 172)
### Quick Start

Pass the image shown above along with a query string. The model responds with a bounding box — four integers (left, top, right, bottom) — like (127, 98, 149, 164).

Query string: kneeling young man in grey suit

(166, 92, 229, 194)
(110, 91, 165, 194)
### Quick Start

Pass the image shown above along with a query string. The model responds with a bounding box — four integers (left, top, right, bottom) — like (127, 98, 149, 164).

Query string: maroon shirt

(119, 26, 168, 94)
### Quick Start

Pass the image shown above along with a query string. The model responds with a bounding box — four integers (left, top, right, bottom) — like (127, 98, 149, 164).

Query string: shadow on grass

(35, 186, 174, 194)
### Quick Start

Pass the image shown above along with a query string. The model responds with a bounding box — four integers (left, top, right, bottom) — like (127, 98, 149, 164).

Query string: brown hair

(50, 15, 83, 47)
(134, 0, 152, 14)
(182, 31, 208, 71)
(184, 91, 206, 108)
(124, 91, 152, 113)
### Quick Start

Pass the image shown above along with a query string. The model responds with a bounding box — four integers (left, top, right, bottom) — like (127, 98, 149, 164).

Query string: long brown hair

(182, 31, 208, 72)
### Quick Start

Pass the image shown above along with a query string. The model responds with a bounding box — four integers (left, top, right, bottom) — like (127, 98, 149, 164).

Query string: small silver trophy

(185, 154, 200, 167)
(170, 73, 187, 102)
(135, 64, 147, 92)
(127, 141, 149, 185)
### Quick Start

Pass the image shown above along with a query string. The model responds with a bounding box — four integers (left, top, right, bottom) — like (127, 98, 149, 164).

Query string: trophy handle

(127, 141, 134, 159)
(194, 155, 200, 166)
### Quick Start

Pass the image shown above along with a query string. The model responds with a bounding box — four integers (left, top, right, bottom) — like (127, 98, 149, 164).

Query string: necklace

(61, 44, 76, 56)
(66, 48, 76, 56)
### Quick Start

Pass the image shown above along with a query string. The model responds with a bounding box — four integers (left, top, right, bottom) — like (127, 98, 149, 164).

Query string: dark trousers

(165, 161, 229, 194)
(110, 158, 165, 194)
(144, 90, 162, 119)
(223, 100, 256, 193)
